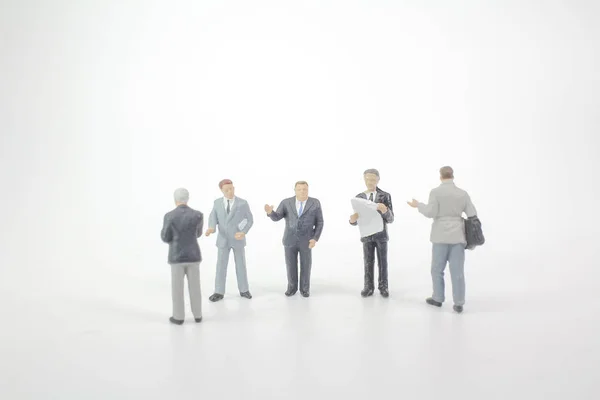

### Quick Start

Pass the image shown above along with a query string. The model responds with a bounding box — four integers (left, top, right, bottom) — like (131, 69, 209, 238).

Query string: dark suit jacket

(161, 204, 204, 264)
(269, 196, 324, 248)
(350, 187, 394, 242)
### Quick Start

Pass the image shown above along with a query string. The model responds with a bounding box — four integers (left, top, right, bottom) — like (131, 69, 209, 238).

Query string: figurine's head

(294, 181, 309, 201)
(219, 179, 235, 199)
(439, 166, 454, 181)
(363, 168, 380, 191)
(174, 187, 189, 206)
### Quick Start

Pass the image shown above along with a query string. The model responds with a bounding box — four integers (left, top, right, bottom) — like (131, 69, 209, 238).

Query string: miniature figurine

(407, 166, 478, 313)
(349, 169, 394, 297)
(264, 181, 324, 297)
(205, 179, 254, 301)
(161, 188, 204, 325)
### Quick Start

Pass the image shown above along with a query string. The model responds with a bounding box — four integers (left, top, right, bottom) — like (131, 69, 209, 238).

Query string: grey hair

(440, 166, 454, 179)
(174, 187, 189, 203)
(363, 168, 380, 178)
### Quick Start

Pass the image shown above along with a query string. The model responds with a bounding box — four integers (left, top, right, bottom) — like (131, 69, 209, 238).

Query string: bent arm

(208, 204, 218, 230)
(382, 194, 394, 223)
(268, 201, 286, 221)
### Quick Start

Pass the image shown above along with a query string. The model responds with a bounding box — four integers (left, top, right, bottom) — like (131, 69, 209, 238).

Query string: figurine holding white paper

(205, 179, 254, 301)
(349, 169, 394, 298)
(351, 197, 383, 237)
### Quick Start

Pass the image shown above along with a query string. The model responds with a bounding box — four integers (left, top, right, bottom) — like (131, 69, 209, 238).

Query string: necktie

(227, 200, 230, 214)
(298, 201, 303, 217)
(369, 193, 374, 201)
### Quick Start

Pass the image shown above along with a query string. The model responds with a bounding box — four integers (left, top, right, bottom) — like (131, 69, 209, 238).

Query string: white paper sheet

(238, 218, 248, 231)
(351, 198, 383, 237)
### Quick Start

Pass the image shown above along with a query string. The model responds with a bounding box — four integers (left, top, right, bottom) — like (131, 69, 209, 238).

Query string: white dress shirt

(364, 191, 376, 201)
(223, 196, 235, 212)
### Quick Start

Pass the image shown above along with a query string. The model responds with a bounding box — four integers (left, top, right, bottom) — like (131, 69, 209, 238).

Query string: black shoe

(380, 288, 389, 298)
(209, 293, 224, 302)
(285, 288, 297, 296)
(453, 305, 463, 313)
(361, 288, 374, 297)
(301, 291, 310, 298)
(426, 297, 442, 307)
(169, 317, 184, 325)
(240, 291, 252, 299)
(195, 317, 203, 323)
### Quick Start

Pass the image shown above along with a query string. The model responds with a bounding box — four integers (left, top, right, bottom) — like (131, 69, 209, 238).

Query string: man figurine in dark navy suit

(349, 169, 394, 297)
(265, 181, 324, 297)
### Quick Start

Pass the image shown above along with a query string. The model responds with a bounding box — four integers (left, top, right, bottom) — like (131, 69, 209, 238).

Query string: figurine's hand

(377, 203, 388, 213)
(264, 204, 274, 214)
(234, 232, 245, 240)
(349, 213, 359, 223)
(205, 228, 215, 236)
(407, 199, 418, 208)
(308, 239, 317, 249)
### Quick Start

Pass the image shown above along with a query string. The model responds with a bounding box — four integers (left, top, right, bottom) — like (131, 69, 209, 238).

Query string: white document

(238, 218, 248, 231)
(351, 198, 383, 238)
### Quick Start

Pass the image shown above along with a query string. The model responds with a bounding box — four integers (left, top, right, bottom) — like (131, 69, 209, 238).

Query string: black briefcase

(464, 216, 485, 250)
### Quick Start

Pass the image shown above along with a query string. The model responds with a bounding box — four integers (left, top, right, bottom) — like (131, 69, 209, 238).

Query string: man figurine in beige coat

(408, 166, 478, 313)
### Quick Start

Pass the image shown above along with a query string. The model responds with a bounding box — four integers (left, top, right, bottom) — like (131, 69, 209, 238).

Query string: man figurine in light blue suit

(205, 179, 254, 302)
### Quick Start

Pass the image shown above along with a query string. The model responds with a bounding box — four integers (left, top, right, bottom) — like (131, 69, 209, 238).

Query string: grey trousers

(284, 245, 312, 293)
(431, 243, 466, 306)
(215, 246, 249, 294)
(170, 262, 202, 320)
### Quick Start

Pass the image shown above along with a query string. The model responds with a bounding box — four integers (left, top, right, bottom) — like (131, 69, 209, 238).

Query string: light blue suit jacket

(208, 196, 254, 249)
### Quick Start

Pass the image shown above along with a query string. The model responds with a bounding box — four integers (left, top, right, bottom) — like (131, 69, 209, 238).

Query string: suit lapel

(300, 198, 313, 217)
(290, 198, 298, 218)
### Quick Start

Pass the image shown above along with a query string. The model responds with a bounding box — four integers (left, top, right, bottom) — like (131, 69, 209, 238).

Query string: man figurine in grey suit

(265, 181, 324, 297)
(407, 166, 478, 313)
(161, 188, 204, 325)
(205, 179, 254, 302)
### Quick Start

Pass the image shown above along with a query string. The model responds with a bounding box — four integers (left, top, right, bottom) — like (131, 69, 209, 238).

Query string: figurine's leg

(284, 246, 299, 294)
(430, 244, 449, 304)
(233, 246, 249, 294)
(448, 244, 466, 307)
(361, 241, 376, 295)
(375, 240, 389, 293)
(214, 246, 231, 295)
(186, 262, 203, 319)
(298, 246, 312, 296)
(170, 263, 186, 321)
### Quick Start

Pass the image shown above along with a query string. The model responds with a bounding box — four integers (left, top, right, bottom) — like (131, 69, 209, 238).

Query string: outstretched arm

(417, 190, 439, 218)
(208, 204, 218, 230)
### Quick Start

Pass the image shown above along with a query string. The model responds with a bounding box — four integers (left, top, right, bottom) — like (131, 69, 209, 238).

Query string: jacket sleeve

(417, 190, 439, 219)
(268, 201, 286, 221)
(197, 211, 204, 238)
(312, 201, 324, 241)
(381, 193, 394, 223)
(464, 193, 477, 217)
(161, 214, 173, 243)
(241, 202, 254, 234)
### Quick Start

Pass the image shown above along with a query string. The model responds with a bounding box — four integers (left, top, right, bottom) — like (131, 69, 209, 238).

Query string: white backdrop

(1, 1, 599, 396)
